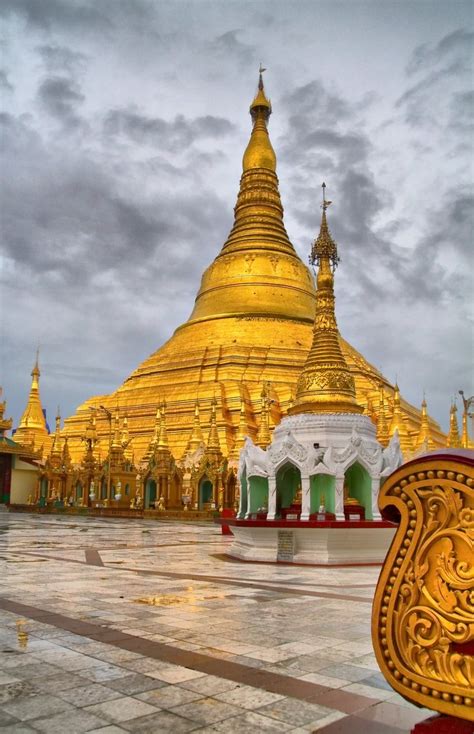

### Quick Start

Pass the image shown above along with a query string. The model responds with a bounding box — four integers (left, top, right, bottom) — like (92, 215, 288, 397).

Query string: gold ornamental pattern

(372, 456, 474, 722)
(297, 368, 356, 394)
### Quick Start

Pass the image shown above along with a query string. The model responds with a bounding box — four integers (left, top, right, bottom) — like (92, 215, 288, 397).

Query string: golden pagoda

(62, 71, 446, 486)
(14, 352, 50, 453)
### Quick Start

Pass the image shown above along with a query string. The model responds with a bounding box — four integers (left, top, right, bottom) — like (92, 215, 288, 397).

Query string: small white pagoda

(227, 185, 402, 564)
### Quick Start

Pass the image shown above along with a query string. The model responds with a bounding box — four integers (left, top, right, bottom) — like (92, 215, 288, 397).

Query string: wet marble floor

(0, 513, 433, 733)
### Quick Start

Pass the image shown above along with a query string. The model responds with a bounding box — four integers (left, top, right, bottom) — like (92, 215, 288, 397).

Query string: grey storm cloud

(406, 28, 474, 75)
(0, 0, 111, 32)
(397, 29, 473, 128)
(37, 76, 85, 128)
(37, 44, 88, 73)
(104, 109, 235, 151)
(0, 107, 230, 297)
(210, 29, 256, 65)
(0, 71, 14, 92)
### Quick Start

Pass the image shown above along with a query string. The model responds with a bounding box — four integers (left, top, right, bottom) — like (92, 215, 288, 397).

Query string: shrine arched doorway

(344, 462, 372, 519)
(275, 463, 301, 516)
(75, 481, 83, 503)
(309, 474, 335, 515)
(168, 472, 182, 509)
(198, 477, 213, 509)
(145, 478, 157, 509)
(40, 478, 48, 499)
(100, 478, 107, 500)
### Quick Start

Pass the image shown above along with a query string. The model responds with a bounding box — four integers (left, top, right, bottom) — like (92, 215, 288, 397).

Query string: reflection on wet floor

(135, 586, 228, 607)
(16, 619, 28, 650)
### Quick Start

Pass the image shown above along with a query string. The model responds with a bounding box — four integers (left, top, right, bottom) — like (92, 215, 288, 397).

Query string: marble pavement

(0, 513, 433, 733)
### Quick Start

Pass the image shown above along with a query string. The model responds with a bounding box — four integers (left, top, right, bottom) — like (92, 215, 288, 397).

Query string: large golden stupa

(63, 72, 445, 462)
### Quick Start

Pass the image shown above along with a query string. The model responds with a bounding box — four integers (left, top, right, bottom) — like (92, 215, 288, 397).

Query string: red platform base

(412, 714, 474, 733)
(220, 509, 235, 535)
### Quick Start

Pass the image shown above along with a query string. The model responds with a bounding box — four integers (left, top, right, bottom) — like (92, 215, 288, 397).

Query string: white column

(244, 478, 252, 519)
(300, 476, 311, 521)
(266, 475, 277, 520)
(371, 476, 382, 520)
(335, 476, 345, 520)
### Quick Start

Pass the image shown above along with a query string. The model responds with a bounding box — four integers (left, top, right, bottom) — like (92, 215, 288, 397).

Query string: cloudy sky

(1, 0, 472, 434)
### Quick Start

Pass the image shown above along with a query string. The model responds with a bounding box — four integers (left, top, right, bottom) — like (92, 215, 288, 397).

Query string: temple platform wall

(223, 519, 396, 565)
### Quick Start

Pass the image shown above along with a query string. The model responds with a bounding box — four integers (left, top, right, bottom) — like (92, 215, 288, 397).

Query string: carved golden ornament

(372, 454, 474, 722)
(314, 312, 337, 330)
(297, 368, 356, 394)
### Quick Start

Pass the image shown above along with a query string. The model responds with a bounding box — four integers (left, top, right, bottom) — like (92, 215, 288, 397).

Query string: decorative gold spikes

(377, 385, 390, 446)
(50, 408, 62, 458)
(388, 384, 413, 455)
(207, 396, 221, 453)
(447, 402, 462, 448)
(256, 383, 272, 448)
(289, 185, 362, 416)
(187, 400, 205, 454)
(156, 401, 169, 450)
(415, 395, 435, 451)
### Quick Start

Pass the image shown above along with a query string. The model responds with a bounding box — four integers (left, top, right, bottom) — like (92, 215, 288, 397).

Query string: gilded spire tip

(310, 183, 339, 271)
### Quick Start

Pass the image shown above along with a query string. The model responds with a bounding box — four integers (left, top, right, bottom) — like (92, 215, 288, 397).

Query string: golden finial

(249, 65, 272, 118)
(310, 183, 339, 272)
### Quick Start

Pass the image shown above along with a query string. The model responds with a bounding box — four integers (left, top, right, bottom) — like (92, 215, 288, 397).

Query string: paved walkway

(0, 514, 431, 732)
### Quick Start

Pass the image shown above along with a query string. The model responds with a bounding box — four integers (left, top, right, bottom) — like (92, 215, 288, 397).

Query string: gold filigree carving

(297, 369, 355, 393)
(372, 456, 474, 722)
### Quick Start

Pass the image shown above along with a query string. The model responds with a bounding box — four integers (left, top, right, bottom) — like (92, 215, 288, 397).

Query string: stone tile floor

(0, 513, 434, 732)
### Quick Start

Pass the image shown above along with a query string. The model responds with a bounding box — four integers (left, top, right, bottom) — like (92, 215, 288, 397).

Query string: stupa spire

(388, 383, 413, 454)
(50, 408, 62, 457)
(111, 406, 122, 449)
(14, 351, 49, 448)
(256, 383, 272, 448)
(415, 394, 434, 451)
(185, 70, 315, 329)
(376, 385, 390, 446)
(447, 401, 462, 448)
(157, 402, 169, 449)
(187, 400, 205, 454)
(289, 184, 362, 415)
(143, 407, 160, 462)
(207, 396, 221, 452)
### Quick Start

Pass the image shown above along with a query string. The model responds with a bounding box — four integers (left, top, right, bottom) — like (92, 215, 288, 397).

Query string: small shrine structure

(226, 184, 403, 564)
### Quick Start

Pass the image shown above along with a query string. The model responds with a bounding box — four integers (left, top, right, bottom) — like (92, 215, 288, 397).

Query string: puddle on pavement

(134, 586, 226, 608)
(16, 620, 28, 650)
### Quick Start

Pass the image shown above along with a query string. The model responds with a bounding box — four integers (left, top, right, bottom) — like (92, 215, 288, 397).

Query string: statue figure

(293, 484, 302, 505)
(343, 480, 358, 505)
(318, 493, 326, 514)
(156, 495, 166, 511)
